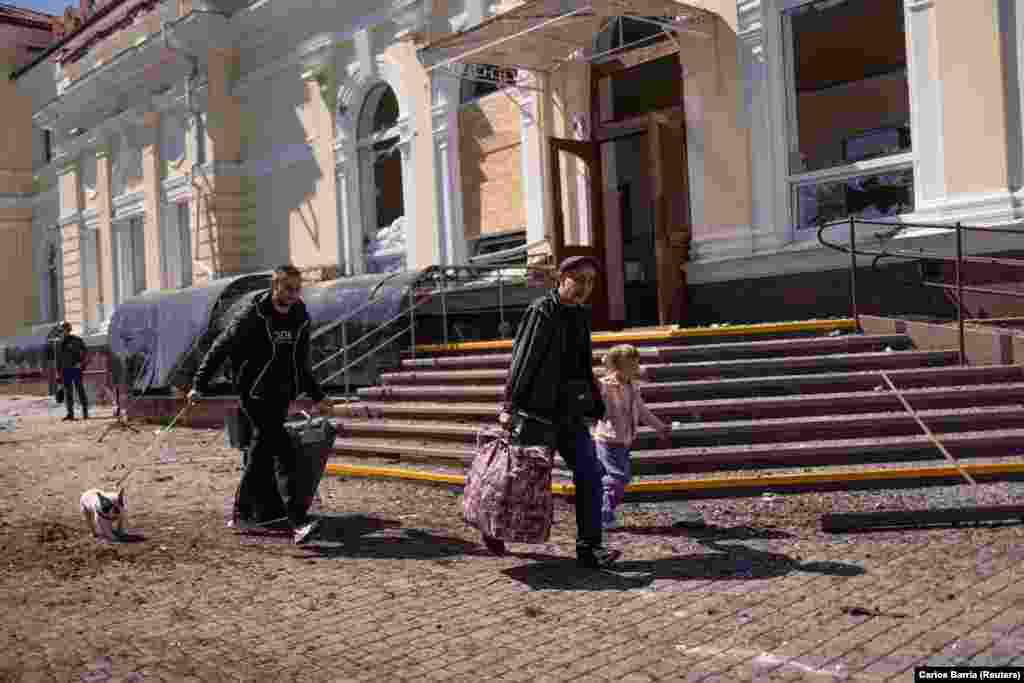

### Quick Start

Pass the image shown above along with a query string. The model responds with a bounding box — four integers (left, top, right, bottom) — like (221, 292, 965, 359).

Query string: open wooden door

(549, 137, 610, 330)
(648, 110, 691, 325)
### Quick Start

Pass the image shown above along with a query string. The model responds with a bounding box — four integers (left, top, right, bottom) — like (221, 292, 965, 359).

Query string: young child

(592, 344, 671, 529)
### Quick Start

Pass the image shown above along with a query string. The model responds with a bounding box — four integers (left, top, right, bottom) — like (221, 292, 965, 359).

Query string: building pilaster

(94, 141, 116, 319)
(140, 111, 165, 291)
(0, 47, 40, 336)
(57, 161, 84, 331)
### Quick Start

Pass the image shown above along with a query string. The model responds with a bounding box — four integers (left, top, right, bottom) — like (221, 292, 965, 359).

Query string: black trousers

(236, 395, 305, 527)
(61, 368, 88, 418)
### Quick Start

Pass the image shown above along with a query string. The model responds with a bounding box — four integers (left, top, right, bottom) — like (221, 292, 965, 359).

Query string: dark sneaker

(482, 534, 506, 556)
(577, 546, 621, 569)
(293, 519, 321, 545)
(227, 518, 263, 534)
(62, 415, 75, 421)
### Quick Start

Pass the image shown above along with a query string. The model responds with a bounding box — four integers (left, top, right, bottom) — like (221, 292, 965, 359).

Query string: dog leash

(114, 403, 192, 489)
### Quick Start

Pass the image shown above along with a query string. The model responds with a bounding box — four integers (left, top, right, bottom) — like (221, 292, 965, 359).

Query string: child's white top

(592, 375, 664, 446)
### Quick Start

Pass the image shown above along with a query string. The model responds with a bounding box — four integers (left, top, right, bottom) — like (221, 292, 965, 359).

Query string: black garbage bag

(285, 413, 337, 518)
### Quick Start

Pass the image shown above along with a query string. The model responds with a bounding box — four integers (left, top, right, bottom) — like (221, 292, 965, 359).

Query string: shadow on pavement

(295, 513, 481, 561)
(613, 523, 795, 541)
(502, 537, 865, 591)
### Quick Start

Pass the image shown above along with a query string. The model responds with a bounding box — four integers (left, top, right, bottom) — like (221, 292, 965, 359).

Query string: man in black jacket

(57, 321, 89, 421)
(187, 265, 332, 545)
(497, 255, 618, 569)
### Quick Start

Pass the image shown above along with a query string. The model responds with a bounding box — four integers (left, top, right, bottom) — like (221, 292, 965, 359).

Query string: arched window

(358, 84, 406, 273)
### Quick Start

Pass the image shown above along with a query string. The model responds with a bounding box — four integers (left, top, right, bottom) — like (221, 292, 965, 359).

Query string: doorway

(603, 133, 658, 326)
(593, 51, 691, 328)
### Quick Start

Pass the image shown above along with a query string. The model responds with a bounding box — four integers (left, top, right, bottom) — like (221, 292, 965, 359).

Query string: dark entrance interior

(593, 50, 691, 328)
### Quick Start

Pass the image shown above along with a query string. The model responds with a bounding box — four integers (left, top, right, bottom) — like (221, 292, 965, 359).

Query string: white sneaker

(293, 519, 321, 545)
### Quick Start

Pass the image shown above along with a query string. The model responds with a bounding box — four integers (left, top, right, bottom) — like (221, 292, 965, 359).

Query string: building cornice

(234, 1, 422, 96)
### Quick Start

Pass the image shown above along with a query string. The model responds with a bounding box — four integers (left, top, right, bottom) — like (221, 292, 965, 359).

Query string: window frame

(776, 0, 917, 237)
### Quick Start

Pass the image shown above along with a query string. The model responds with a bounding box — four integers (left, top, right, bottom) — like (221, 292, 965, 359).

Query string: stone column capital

(302, 60, 338, 121)
(57, 159, 79, 177)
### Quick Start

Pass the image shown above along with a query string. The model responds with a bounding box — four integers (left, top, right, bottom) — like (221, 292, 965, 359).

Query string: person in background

(57, 321, 89, 421)
(498, 255, 618, 569)
(187, 265, 332, 545)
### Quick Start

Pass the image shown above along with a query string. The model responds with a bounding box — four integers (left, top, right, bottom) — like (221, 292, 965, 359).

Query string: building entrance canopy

(417, 0, 715, 80)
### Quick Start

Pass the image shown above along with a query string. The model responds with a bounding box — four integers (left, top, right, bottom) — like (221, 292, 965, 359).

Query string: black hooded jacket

(193, 290, 325, 403)
(503, 290, 605, 423)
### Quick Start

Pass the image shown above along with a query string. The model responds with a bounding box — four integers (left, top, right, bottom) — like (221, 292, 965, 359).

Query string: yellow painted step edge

(414, 318, 857, 354)
(326, 460, 1024, 496)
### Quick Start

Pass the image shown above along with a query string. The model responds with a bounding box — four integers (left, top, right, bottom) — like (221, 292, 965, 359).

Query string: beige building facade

(2, 0, 1023, 337)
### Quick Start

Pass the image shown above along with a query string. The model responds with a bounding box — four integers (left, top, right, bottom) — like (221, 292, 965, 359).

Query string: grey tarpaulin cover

(108, 269, 422, 394)
(108, 273, 273, 394)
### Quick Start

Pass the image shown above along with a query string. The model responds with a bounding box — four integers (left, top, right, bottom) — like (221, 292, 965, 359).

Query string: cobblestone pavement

(1, 396, 1023, 682)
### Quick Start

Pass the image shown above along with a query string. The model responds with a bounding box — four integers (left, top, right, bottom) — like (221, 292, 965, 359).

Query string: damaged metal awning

(418, 0, 716, 80)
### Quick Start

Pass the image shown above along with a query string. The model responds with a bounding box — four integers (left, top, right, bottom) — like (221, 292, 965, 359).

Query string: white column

(738, 2, 780, 252)
(905, 0, 947, 209)
(518, 77, 547, 245)
(334, 144, 361, 276)
(397, 118, 417, 271)
(433, 104, 468, 265)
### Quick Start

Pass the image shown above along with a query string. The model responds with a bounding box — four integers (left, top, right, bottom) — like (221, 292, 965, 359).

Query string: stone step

(332, 427, 1024, 474)
(382, 349, 957, 385)
(630, 428, 1024, 474)
(332, 381, 1024, 422)
(408, 318, 858, 356)
(333, 405, 1024, 447)
(359, 364, 1024, 402)
(400, 333, 912, 370)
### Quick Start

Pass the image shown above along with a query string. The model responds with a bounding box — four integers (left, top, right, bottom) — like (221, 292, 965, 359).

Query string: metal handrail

(311, 292, 433, 373)
(818, 216, 1024, 365)
(310, 261, 554, 395)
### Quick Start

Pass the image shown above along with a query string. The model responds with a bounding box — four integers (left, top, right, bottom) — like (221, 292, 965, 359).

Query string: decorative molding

(58, 211, 82, 227)
(163, 172, 192, 204)
(448, 11, 469, 32)
(0, 194, 34, 211)
(80, 154, 99, 200)
(302, 58, 338, 117)
(392, 0, 431, 41)
(82, 207, 100, 230)
(112, 190, 145, 220)
(161, 112, 188, 171)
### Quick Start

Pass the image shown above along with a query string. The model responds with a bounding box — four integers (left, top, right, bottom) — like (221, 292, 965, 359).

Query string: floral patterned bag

(463, 429, 554, 544)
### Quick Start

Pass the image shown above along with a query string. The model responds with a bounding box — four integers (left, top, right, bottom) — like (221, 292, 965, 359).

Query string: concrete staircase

(329, 321, 1024, 492)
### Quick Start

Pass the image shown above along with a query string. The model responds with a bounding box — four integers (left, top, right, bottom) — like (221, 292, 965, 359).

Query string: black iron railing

(310, 263, 552, 395)
(818, 216, 1024, 365)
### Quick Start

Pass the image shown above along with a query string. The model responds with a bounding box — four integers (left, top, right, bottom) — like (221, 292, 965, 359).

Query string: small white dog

(80, 488, 127, 541)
